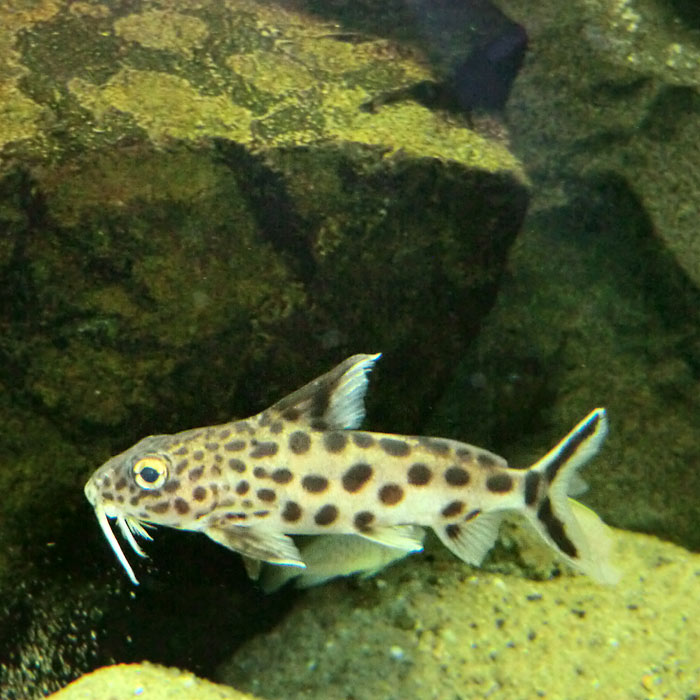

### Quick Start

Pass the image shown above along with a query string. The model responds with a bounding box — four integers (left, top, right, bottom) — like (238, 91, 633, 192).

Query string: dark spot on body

(148, 500, 170, 514)
(342, 463, 373, 492)
(205, 442, 219, 451)
(418, 437, 451, 456)
(210, 465, 221, 477)
(250, 441, 278, 458)
(116, 495, 124, 504)
(175, 459, 189, 475)
(115, 477, 127, 491)
(408, 463, 432, 486)
(282, 501, 302, 522)
(446, 523, 461, 539)
(486, 473, 514, 493)
(218, 429, 231, 440)
(314, 504, 339, 526)
(253, 467, 267, 479)
(193, 450, 204, 461)
(324, 432, 348, 453)
(289, 430, 311, 454)
(270, 420, 284, 434)
(192, 486, 207, 501)
(282, 407, 300, 421)
(354, 510, 375, 531)
(102, 477, 111, 488)
(258, 412, 271, 427)
(445, 466, 470, 486)
(163, 479, 180, 493)
(477, 453, 498, 468)
(102, 492, 114, 501)
(442, 500, 465, 518)
(379, 437, 411, 457)
(524, 471, 541, 506)
(302, 475, 329, 493)
(310, 419, 328, 431)
(236, 480, 249, 495)
(129, 496, 140, 506)
(228, 458, 246, 473)
(352, 432, 375, 448)
(225, 512, 247, 521)
(456, 447, 472, 462)
(174, 498, 190, 514)
(272, 468, 293, 484)
(257, 488, 276, 502)
(234, 421, 253, 434)
(188, 466, 204, 482)
(174, 446, 188, 456)
(378, 483, 404, 505)
(311, 387, 331, 420)
(224, 440, 246, 452)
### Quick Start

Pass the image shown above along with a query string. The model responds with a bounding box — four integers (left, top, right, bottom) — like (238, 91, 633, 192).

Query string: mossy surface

(2, 0, 522, 173)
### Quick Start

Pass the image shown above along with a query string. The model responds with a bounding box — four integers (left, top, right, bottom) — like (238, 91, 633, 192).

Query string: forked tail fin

(523, 408, 620, 584)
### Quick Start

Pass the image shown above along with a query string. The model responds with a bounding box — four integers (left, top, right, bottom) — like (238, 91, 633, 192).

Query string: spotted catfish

(84, 354, 619, 586)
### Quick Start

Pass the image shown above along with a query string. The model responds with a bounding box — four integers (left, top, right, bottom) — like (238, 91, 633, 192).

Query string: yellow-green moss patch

(114, 10, 210, 56)
(69, 69, 252, 144)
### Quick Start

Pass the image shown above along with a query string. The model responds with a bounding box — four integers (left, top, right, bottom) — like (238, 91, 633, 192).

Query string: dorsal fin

(270, 353, 381, 430)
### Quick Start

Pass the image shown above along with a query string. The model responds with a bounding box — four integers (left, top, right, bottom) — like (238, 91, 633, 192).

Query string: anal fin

(433, 511, 503, 566)
(205, 526, 306, 569)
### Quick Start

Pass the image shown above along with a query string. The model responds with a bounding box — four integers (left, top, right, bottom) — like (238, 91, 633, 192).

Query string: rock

(47, 662, 259, 700)
(422, 0, 700, 549)
(219, 527, 700, 700)
(498, 0, 700, 287)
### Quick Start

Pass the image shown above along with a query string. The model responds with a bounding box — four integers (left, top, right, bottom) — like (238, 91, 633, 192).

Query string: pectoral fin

(205, 526, 306, 568)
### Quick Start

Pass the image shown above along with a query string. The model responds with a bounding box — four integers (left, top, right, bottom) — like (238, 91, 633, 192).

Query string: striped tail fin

(523, 408, 620, 584)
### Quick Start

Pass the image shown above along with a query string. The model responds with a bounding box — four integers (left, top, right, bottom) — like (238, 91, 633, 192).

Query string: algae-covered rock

(0, 0, 527, 696)
(48, 662, 259, 700)
(428, 192, 700, 551)
(0, 0, 526, 441)
(498, 0, 700, 288)
(419, 0, 700, 550)
(219, 528, 700, 700)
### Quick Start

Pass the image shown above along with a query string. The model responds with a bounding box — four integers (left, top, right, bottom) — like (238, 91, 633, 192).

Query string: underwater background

(0, 0, 698, 698)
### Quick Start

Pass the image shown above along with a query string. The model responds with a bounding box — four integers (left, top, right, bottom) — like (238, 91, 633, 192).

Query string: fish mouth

(92, 503, 153, 586)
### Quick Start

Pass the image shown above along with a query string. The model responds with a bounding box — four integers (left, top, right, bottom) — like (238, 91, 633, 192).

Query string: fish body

(85, 354, 619, 586)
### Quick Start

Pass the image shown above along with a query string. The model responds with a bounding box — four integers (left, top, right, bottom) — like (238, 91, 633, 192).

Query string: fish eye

(132, 454, 169, 490)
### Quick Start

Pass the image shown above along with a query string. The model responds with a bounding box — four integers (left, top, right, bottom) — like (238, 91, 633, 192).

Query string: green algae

(114, 10, 210, 56)
(3, 0, 521, 176)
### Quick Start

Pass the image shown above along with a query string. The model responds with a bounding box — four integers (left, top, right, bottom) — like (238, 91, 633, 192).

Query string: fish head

(85, 434, 178, 585)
